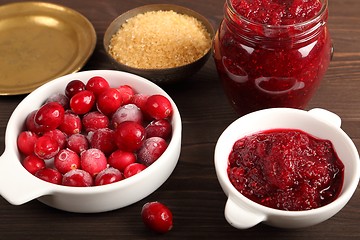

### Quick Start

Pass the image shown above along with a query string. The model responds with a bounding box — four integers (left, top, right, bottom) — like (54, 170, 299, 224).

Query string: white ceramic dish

(214, 108, 360, 229)
(0, 70, 182, 213)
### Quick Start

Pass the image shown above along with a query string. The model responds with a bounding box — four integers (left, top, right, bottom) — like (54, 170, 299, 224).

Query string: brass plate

(0, 2, 96, 95)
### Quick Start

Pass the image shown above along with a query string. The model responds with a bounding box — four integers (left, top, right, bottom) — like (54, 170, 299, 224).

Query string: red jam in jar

(213, 0, 332, 115)
(227, 129, 344, 211)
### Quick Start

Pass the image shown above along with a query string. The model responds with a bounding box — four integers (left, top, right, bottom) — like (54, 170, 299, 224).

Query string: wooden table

(0, 0, 359, 239)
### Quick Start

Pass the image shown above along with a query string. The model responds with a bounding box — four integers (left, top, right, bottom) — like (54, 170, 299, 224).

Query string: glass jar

(213, 0, 332, 115)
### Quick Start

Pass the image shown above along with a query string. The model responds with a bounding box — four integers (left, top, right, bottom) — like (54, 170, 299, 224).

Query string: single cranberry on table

(141, 201, 173, 233)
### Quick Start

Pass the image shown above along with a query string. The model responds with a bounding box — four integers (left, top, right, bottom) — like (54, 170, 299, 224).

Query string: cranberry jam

(213, 0, 332, 115)
(227, 129, 344, 211)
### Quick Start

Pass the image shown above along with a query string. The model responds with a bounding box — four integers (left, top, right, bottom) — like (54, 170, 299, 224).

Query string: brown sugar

(108, 10, 212, 69)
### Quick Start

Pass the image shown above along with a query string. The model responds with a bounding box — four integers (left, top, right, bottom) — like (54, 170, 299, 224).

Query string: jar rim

(226, 0, 328, 29)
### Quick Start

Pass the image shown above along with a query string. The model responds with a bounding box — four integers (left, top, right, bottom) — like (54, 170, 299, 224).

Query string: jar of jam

(213, 0, 332, 115)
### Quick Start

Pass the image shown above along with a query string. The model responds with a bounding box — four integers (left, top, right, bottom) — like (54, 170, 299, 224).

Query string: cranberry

(114, 121, 146, 152)
(25, 110, 42, 134)
(43, 129, 67, 149)
(70, 90, 96, 115)
(22, 154, 46, 175)
(96, 88, 123, 116)
(80, 148, 108, 176)
(65, 80, 86, 98)
(54, 149, 81, 174)
(82, 111, 109, 132)
(145, 119, 172, 140)
(62, 169, 93, 187)
(123, 163, 146, 178)
(108, 150, 136, 172)
(34, 135, 60, 160)
(131, 93, 149, 111)
(66, 133, 89, 154)
(89, 128, 116, 155)
(144, 95, 173, 120)
(35, 168, 63, 185)
(45, 93, 69, 109)
(141, 201, 173, 233)
(17, 131, 38, 156)
(34, 102, 65, 131)
(58, 111, 82, 135)
(111, 104, 143, 128)
(94, 167, 123, 186)
(118, 85, 135, 105)
(138, 137, 168, 166)
(85, 76, 110, 96)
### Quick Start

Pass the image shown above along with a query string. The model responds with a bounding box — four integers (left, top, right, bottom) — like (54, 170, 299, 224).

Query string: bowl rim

(103, 3, 215, 72)
(214, 107, 360, 217)
(2, 69, 182, 195)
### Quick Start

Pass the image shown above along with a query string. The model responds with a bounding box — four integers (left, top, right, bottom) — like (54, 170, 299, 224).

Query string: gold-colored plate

(0, 2, 96, 95)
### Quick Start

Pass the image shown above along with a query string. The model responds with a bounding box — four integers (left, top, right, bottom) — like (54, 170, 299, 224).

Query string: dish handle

(0, 150, 52, 205)
(308, 108, 342, 128)
(224, 196, 266, 229)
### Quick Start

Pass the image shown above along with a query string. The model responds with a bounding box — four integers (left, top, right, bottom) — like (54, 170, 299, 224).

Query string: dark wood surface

(0, 0, 359, 239)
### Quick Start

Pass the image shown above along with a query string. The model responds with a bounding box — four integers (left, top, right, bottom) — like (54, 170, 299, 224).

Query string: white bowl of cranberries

(214, 108, 360, 229)
(0, 70, 181, 213)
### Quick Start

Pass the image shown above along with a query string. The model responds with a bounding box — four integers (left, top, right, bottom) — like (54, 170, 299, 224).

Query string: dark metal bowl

(103, 4, 215, 84)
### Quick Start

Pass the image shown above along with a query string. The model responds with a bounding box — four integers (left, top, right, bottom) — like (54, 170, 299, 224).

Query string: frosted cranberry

(141, 201, 173, 233)
(94, 167, 123, 186)
(22, 154, 46, 175)
(138, 137, 168, 166)
(131, 93, 149, 111)
(43, 129, 67, 149)
(80, 148, 108, 176)
(70, 90, 96, 115)
(45, 93, 69, 109)
(114, 121, 146, 152)
(82, 111, 109, 132)
(35, 168, 62, 185)
(118, 85, 135, 105)
(17, 131, 38, 156)
(34, 136, 60, 160)
(54, 149, 80, 174)
(108, 150, 136, 172)
(123, 163, 146, 178)
(66, 133, 89, 154)
(89, 128, 116, 155)
(62, 169, 93, 187)
(145, 119, 172, 140)
(25, 110, 40, 133)
(65, 80, 85, 98)
(96, 88, 123, 116)
(34, 102, 65, 131)
(144, 95, 173, 120)
(58, 111, 82, 135)
(111, 104, 143, 128)
(85, 76, 110, 96)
